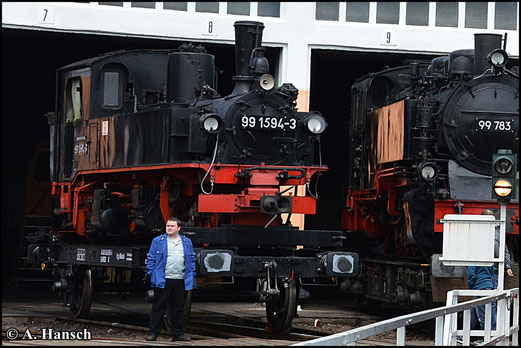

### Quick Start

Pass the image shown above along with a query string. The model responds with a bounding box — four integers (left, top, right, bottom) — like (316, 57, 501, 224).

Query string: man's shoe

(172, 335, 191, 341)
(145, 333, 157, 341)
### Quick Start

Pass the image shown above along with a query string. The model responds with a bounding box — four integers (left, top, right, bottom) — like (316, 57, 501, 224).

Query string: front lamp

(305, 114, 327, 134)
(419, 162, 438, 181)
(493, 179, 513, 197)
(487, 49, 509, 69)
(199, 113, 223, 134)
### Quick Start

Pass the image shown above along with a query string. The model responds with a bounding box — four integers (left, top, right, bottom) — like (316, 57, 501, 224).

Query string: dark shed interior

(3, 28, 517, 290)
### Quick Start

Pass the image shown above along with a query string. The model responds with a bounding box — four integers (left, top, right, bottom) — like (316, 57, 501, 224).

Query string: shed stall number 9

(241, 115, 296, 130)
(477, 119, 512, 131)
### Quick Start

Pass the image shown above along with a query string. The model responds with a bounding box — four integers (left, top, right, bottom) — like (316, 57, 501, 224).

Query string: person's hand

(506, 268, 513, 277)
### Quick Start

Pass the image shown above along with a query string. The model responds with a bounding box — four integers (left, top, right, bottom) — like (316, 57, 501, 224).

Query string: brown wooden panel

(376, 100, 404, 164)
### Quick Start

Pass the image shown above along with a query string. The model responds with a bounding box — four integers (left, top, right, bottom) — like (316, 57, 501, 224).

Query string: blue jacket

(494, 226, 512, 271)
(146, 233, 196, 290)
(467, 265, 494, 290)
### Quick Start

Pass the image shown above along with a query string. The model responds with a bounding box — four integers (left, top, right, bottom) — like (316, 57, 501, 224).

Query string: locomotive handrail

(460, 110, 518, 115)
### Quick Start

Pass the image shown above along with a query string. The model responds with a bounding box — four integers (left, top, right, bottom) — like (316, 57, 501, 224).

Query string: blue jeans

(472, 290, 497, 331)
(471, 306, 479, 330)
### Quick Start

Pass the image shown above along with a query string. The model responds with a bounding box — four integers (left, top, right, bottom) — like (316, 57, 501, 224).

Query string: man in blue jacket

(145, 216, 196, 342)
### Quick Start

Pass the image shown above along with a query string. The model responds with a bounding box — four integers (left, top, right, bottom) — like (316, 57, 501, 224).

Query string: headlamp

(199, 113, 222, 134)
(487, 49, 509, 69)
(305, 114, 327, 134)
(418, 162, 438, 181)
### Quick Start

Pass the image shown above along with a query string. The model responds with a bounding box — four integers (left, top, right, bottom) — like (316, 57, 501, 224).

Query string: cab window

(103, 71, 120, 107)
(65, 77, 82, 122)
(99, 63, 126, 110)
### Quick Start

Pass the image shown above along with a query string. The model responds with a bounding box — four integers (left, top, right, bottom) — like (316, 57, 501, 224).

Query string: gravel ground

(291, 319, 435, 344)
(3, 315, 435, 344)
(2, 317, 154, 342)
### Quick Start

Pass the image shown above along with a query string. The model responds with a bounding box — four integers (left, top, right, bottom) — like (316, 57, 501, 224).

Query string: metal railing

(292, 288, 519, 346)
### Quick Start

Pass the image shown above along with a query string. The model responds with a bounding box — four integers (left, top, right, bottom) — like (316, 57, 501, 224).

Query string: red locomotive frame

(52, 163, 323, 237)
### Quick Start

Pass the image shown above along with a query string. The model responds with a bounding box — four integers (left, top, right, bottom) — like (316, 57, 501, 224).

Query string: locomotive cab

(51, 48, 220, 182)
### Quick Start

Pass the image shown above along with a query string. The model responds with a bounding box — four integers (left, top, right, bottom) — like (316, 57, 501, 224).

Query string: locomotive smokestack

(474, 33, 503, 76)
(231, 21, 265, 96)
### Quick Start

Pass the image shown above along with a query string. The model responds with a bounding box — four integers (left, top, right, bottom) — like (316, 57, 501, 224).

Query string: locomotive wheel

(163, 290, 193, 331)
(265, 278, 297, 333)
(69, 268, 93, 319)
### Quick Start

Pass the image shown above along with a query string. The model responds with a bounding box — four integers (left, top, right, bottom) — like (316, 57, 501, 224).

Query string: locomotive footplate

(27, 244, 149, 269)
(183, 225, 344, 248)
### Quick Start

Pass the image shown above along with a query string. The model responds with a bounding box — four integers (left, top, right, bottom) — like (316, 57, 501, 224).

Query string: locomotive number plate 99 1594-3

(241, 115, 297, 130)
(475, 118, 515, 132)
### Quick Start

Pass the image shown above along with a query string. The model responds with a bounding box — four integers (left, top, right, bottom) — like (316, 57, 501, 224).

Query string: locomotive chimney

(231, 21, 265, 96)
(474, 33, 503, 76)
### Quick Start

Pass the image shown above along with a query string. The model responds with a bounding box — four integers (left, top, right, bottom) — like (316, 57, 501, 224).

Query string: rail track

(2, 299, 325, 346)
(2, 315, 321, 345)
(2, 291, 436, 345)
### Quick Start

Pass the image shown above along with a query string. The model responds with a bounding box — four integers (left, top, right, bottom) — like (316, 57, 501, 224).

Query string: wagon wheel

(69, 268, 93, 318)
(163, 290, 193, 331)
(266, 278, 298, 333)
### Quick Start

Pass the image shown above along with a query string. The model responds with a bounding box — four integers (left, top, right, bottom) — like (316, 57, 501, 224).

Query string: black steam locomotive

(27, 21, 357, 333)
(342, 33, 519, 309)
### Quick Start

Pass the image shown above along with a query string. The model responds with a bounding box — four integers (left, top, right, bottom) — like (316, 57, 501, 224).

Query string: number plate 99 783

(475, 119, 514, 132)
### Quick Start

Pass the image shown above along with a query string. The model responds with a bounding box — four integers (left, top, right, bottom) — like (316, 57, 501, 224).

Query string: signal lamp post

(491, 149, 517, 290)
(492, 150, 517, 204)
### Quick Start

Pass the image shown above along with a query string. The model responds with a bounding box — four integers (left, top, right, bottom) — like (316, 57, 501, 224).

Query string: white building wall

(3, 2, 519, 106)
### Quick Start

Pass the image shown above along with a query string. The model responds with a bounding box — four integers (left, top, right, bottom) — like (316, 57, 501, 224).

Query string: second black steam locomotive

(342, 33, 519, 309)
(28, 21, 358, 333)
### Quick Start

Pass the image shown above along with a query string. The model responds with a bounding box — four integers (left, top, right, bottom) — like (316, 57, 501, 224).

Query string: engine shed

(2, 2, 519, 286)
